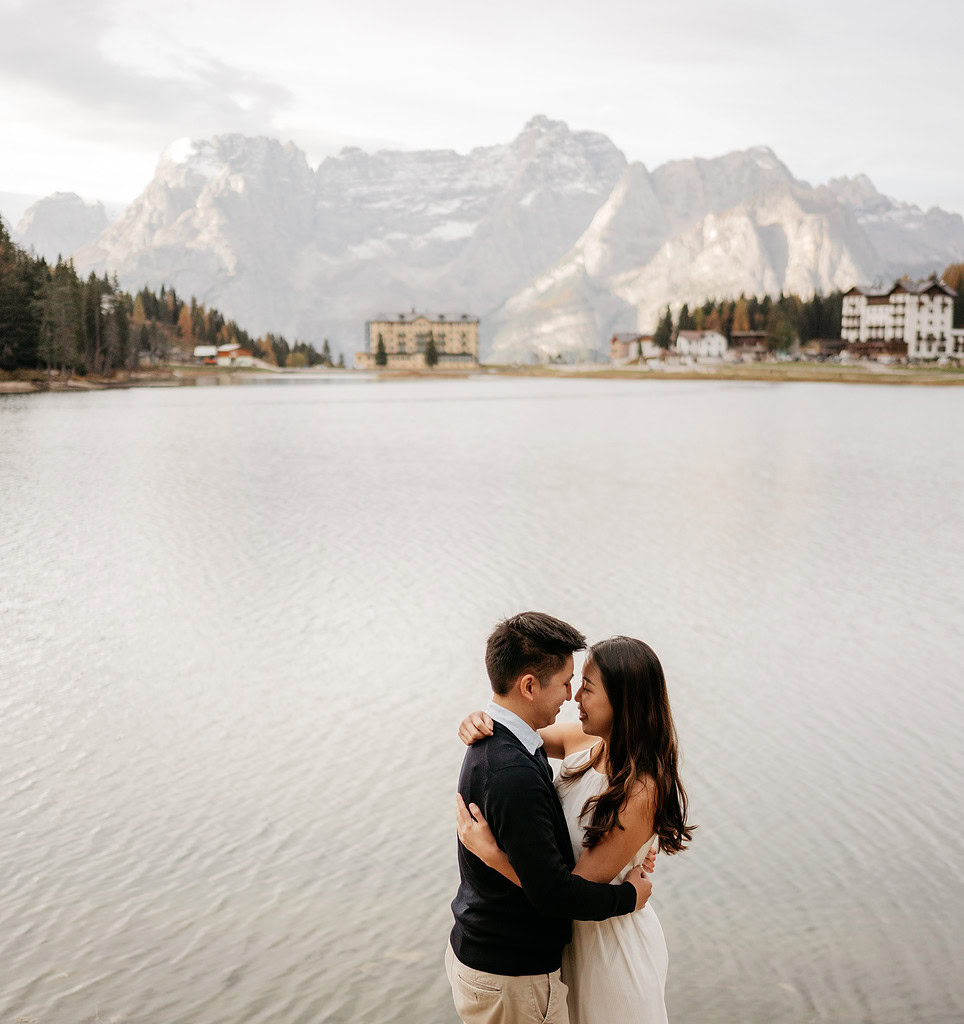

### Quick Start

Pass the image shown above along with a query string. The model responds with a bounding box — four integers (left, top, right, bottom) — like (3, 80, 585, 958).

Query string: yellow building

(355, 311, 480, 369)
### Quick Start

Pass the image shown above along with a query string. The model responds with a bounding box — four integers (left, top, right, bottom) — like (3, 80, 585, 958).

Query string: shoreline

(3, 361, 964, 394)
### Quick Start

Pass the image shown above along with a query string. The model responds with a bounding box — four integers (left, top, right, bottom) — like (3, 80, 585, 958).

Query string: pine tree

(765, 307, 794, 353)
(425, 336, 438, 367)
(38, 262, 83, 376)
(375, 335, 387, 366)
(337, 353, 345, 368)
(653, 307, 674, 349)
(271, 335, 290, 367)
(0, 222, 42, 370)
(321, 338, 332, 366)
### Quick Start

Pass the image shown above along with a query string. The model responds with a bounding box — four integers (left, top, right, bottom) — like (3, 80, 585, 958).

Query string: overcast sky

(1, 0, 962, 214)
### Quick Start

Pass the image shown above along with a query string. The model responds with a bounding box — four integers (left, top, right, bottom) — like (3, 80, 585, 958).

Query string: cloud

(0, 0, 292, 144)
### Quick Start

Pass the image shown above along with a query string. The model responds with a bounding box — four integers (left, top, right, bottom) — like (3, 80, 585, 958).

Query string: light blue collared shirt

(484, 700, 544, 755)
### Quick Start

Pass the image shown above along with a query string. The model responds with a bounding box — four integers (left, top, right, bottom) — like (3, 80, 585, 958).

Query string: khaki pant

(445, 942, 570, 1024)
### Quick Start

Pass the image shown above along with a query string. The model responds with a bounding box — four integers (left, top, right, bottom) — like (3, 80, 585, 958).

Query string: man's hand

(626, 866, 653, 911)
(458, 711, 494, 745)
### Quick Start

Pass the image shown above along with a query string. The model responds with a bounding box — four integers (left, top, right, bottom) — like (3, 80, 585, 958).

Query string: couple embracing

(446, 612, 693, 1024)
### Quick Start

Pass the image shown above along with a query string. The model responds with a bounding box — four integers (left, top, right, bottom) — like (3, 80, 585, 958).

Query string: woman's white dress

(557, 747, 669, 1024)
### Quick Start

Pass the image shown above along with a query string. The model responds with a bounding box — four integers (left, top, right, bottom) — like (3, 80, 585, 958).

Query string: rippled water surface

(1, 376, 962, 1024)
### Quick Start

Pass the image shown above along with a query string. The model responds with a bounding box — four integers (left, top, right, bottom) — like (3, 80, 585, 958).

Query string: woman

(456, 635, 693, 1024)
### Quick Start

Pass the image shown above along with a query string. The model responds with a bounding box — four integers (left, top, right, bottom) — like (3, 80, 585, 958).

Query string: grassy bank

(480, 362, 964, 386)
(5, 361, 964, 394)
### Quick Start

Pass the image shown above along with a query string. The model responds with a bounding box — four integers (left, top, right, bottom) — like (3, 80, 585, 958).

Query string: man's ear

(518, 673, 539, 702)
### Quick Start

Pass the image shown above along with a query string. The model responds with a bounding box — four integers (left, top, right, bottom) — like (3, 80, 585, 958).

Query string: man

(446, 611, 652, 1024)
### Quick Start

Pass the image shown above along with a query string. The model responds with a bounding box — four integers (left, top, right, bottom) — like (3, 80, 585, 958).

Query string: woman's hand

(456, 793, 503, 865)
(457, 711, 493, 746)
(642, 842, 657, 874)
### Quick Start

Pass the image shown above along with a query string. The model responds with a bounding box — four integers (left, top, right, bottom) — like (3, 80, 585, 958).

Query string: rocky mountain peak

(15, 192, 109, 263)
(824, 173, 882, 207)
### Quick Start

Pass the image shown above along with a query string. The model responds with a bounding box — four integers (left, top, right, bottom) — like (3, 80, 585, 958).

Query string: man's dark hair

(485, 612, 587, 696)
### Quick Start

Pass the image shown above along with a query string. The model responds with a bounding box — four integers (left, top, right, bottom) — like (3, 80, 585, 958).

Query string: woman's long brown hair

(561, 636, 694, 854)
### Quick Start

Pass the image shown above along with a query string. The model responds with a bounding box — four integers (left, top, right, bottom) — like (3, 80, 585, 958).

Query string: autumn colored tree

(177, 304, 193, 340)
(731, 297, 751, 333)
(942, 263, 964, 327)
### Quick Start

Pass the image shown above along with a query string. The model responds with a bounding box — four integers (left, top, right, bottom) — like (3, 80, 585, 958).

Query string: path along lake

(1, 376, 962, 1024)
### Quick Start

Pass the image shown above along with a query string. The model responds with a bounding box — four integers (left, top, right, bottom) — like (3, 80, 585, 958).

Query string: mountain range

(12, 116, 964, 361)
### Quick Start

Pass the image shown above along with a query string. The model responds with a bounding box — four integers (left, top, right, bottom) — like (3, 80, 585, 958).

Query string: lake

(1, 375, 962, 1024)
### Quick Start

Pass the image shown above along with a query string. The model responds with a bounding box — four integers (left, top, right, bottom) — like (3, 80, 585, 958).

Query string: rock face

(73, 118, 626, 354)
(63, 121, 964, 361)
(15, 193, 109, 263)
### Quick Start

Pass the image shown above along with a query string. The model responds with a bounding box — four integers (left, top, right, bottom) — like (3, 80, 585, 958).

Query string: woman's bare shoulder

(539, 722, 598, 759)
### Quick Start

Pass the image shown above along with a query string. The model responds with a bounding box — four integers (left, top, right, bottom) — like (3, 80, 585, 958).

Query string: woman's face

(575, 659, 614, 739)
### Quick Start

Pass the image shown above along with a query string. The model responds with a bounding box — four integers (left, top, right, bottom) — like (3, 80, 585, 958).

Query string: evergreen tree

(321, 338, 332, 366)
(677, 303, 695, 331)
(425, 336, 438, 367)
(0, 222, 42, 370)
(271, 335, 290, 367)
(113, 278, 132, 370)
(38, 262, 83, 376)
(337, 352, 345, 368)
(83, 274, 103, 374)
(765, 307, 795, 352)
(375, 335, 387, 366)
(653, 307, 674, 349)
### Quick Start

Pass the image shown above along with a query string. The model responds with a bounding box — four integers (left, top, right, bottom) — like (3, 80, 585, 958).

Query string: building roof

(846, 278, 957, 298)
(193, 345, 218, 357)
(369, 311, 479, 324)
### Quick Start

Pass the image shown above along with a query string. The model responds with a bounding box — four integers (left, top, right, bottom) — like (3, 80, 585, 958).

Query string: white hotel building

(841, 279, 962, 361)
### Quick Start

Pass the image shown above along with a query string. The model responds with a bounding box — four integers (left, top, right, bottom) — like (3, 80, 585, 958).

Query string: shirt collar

(484, 700, 544, 755)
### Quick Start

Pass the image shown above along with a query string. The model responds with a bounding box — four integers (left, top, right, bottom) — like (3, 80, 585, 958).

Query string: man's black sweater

(450, 722, 636, 976)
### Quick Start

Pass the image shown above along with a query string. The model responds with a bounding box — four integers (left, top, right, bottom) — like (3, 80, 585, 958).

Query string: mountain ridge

(25, 118, 964, 361)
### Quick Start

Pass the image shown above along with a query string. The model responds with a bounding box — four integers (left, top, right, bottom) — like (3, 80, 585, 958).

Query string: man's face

(531, 654, 574, 729)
